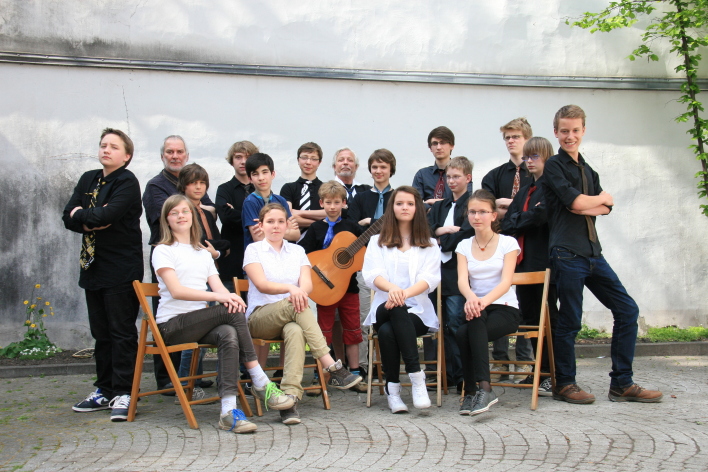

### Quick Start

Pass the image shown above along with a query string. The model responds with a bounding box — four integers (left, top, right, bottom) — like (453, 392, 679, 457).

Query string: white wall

(1, 1, 707, 348)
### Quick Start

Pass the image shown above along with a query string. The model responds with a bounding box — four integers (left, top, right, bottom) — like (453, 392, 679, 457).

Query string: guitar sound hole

(334, 249, 353, 269)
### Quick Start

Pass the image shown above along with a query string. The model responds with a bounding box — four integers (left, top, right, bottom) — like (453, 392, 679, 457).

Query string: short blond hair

(225, 141, 259, 165)
(553, 105, 586, 130)
(500, 117, 532, 140)
(318, 180, 348, 201)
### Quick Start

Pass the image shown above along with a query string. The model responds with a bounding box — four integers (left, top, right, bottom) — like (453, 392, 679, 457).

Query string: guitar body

(308, 231, 366, 307)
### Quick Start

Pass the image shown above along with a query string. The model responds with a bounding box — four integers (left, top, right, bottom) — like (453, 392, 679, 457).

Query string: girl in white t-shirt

(362, 186, 441, 414)
(153, 195, 293, 434)
(455, 189, 521, 416)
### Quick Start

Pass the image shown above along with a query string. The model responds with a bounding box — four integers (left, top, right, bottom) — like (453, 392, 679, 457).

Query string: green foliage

(569, 0, 708, 216)
(577, 324, 610, 339)
(0, 284, 61, 360)
(645, 325, 708, 341)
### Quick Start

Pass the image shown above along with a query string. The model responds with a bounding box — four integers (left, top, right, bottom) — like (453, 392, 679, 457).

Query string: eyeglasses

(298, 156, 320, 162)
(168, 209, 192, 217)
(430, 140, 448, 147)
(503, 134, 523, 142)
(468, 210, 494, 216)
(446, 174, 466, 181)
(522, 154, 541, 162)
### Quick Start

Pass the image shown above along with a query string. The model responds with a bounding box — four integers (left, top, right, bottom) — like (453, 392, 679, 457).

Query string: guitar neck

(346, 218, 384, 256)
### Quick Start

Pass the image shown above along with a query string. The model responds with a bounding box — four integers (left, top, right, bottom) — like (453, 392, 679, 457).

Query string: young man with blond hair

(543, 104, 662, 404)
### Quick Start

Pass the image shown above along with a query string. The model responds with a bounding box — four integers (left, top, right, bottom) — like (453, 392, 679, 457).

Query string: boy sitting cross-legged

(243, 203, 363, 425)
(299, 181, 367, 394)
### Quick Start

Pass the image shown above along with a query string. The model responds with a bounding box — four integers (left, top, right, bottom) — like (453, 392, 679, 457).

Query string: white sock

(221, 395, 237, 415)
(247, 366, 270, 389)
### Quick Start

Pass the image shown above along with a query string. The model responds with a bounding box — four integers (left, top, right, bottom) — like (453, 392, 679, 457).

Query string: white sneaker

(408, 370, 431, 409)
(385, 382, 408, 414)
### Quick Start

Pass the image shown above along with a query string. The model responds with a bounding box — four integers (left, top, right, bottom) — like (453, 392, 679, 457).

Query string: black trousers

(456, 304, 520, 392)
(516, 283, 558, 373)
(150, 246, 180, 388)
(85, 282, 140, 398)
(373, 304, 429, 383)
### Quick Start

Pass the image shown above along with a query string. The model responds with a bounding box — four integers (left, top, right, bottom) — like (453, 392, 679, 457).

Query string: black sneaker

(538, 378, 553, 397)
(109, 394, 131, 422)
(279, 395, 301, 425)
(72, 389, 111, 412)
(459, 394, 474, 415)
(470, 390, 498, 416)
(517, 375, 533, 385)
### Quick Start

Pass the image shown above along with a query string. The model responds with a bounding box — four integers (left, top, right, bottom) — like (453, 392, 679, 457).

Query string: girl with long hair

(153, 195, 293, 434)
(362, 186, 441, 413)
(456, 189, 521, 416)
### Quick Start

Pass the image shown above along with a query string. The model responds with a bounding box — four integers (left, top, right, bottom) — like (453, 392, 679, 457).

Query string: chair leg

(128, 320, 148, 422)
(436, 334, 443, 407)
(316, 359, 331, 410)
(375, 339, 385, 395)
(237, 381, 253, 417)
(366, 337, 374, 407)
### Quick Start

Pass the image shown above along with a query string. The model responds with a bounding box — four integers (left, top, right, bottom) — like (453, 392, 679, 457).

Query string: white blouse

(362, 235, 441, 330)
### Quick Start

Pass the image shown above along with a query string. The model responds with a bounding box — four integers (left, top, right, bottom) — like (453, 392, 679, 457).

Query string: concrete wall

(1, 1, 707, 349)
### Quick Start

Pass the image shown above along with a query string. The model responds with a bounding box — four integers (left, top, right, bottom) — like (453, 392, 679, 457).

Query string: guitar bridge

(312, 266, 334, 289)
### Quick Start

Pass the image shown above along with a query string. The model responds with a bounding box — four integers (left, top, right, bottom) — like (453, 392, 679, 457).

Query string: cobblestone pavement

(0, 356, 706, 471)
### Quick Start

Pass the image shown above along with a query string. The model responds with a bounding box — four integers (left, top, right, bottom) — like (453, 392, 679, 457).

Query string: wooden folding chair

(234, 278, 331, 415)
(366, 284, 447, 407)
(488, 269, 556, 410)
(128, 281, 252, 429)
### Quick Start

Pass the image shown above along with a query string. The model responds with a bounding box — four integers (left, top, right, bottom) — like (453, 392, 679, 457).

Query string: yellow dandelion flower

(37, 297, 42, 300)
(45, 301, 50, 306)
(50, 313, 55, 316)
(35, 284, 41, 288)
(43, 314, 47, 317)
(23, 300, 29, 305)
(30, 304, 36, 309)
(30, 324, 36, 328)
(25, 320, 31, 325)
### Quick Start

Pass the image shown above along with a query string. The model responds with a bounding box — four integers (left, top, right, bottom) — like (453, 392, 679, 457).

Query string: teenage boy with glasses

(280, 142, 327, 234)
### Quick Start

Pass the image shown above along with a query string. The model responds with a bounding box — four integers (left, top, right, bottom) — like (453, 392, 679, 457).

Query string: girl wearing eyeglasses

(455, 189, 521, 416)
(500, 137, 558, 395)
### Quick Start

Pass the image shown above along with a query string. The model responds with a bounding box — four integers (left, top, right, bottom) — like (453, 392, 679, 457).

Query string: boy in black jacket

(428, 156, 474, 391)
(62, 128, 143, 422)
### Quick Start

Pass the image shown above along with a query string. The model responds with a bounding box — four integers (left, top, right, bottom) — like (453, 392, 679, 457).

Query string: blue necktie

(373, 185, 391, 220)
(322, 217, 341, 249)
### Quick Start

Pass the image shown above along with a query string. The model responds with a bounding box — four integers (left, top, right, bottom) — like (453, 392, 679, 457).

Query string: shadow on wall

(0, 132, 93, 349)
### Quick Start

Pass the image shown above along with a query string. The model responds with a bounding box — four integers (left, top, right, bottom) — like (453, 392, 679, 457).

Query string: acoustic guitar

(307, 218, 384, 306)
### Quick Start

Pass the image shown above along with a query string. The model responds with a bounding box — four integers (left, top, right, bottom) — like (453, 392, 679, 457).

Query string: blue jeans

(550, 247, 639, 388)
(443, 295, 465, 385)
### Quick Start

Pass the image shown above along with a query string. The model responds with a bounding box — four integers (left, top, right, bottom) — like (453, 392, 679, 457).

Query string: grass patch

(577, 324, 610, 339)
(645, 326, 708, 343)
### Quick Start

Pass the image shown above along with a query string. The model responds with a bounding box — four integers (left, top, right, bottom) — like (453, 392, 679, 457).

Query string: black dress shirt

(280, 177, 323, 211)
(543, 149, 606, 258)
(481, 160, 533, 199)
(298, 219, 364, 293)
(500, 176, 549, 273)
(428, 191, 475, 296)
(62, 167, 143, 290)
(142, 169, 214, 245)
(215, 177, 253, 280)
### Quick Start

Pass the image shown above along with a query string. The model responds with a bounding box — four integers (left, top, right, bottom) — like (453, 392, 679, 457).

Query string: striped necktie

(300, 180, 312, 210)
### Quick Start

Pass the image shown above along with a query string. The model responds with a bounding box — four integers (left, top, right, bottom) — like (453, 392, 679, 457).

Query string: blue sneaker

(72, 389, 110, 412)
(109, 394, 131, 422)
(219, 409, 257, 433)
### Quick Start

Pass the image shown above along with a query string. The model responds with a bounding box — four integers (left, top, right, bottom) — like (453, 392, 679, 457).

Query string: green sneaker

(252, 381, 295, 411)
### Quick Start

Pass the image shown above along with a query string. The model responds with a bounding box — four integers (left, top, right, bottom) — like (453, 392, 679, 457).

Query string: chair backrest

(233, 277, 249, 298)
(511, 270, 549, 286)
(133, 280, 159, 319)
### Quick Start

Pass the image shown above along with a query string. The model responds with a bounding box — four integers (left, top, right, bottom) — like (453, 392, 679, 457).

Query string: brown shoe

(608, 384, 663, 403)
(552, 383, 595, 404)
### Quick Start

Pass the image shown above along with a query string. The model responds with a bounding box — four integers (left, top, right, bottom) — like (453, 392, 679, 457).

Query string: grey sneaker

(470, 390, 498, 416)
(326, 360, 362, 390)
(109, 394, 131, 422)
(219, 409, 257, 434)
(459, 394, 474, 415)
(251, 382, 294, 411)
(279, 395, 301, 425)
(175, 386, 217, 405)
(538, 378, 553, 397)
